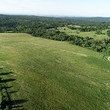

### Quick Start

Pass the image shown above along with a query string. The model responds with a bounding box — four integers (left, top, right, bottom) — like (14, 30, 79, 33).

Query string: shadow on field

(0, 72, 13, 76)
(8, 99, 27, 110)
(0, 69, 27, 110)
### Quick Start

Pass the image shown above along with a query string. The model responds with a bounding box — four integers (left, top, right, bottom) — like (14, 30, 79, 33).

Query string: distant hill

(0, 14, 110, 22)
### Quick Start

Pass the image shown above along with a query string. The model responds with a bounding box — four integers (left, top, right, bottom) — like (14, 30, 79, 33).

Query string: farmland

(0, 33, 110, 110)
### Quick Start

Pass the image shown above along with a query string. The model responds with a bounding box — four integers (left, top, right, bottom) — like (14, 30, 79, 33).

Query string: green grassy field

(0, 33, 110, 110)
(58, 27, 109, 40)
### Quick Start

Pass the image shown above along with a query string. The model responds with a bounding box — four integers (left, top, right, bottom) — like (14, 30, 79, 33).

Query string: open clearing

(58, 27, 109, 40)
(0, 33, 110, 110)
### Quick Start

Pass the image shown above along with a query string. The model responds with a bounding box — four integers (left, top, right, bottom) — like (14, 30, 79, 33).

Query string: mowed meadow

(0, 33, 110, 110)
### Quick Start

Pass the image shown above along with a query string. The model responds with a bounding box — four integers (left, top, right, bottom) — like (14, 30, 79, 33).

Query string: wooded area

(0, 15, 110, 54)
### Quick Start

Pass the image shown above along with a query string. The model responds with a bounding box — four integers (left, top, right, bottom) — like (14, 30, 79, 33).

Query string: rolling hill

(0, 33, 110, 110)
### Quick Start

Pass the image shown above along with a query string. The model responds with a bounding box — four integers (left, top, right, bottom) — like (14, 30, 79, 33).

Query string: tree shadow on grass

(8, 99, 27, 109)
(0, 72, 13, 76)
(0, 78, 16, 83)
(0, 70, 27, 110)
(1, 99, 27, 110)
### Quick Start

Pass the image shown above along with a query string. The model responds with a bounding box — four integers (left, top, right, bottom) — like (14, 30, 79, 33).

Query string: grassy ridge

(0, 33, 110, 110)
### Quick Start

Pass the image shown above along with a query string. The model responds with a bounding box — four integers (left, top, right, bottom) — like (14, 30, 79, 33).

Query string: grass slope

(0, 33, 110, 110)
(58, 27, 109, 40)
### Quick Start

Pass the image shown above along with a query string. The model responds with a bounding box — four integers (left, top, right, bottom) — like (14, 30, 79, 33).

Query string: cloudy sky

(0, 0, 110, 17)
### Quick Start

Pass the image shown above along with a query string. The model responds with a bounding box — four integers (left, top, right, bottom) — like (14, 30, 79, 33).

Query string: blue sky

(0, 0, 110, 17)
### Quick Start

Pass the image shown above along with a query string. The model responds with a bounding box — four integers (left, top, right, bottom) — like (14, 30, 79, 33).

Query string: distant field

(58, 27, 110, 40)
(0, 33, 110, 110)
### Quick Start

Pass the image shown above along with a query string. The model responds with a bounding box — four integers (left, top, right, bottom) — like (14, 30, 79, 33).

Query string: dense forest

(0, 14, 110, 54)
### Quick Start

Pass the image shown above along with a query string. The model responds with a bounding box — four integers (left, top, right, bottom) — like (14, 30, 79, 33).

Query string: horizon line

(0, 13, 110, 18)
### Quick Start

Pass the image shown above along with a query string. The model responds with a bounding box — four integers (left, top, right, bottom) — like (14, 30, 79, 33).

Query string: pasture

(0, 33, 110, 110)
(58, 27, 109, 40)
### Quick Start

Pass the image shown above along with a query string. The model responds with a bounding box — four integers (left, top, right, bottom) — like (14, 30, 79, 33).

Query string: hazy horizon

(0, 0, 110, 17)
